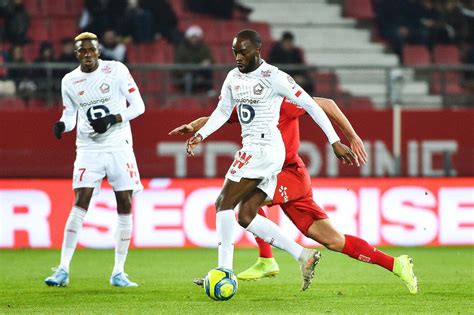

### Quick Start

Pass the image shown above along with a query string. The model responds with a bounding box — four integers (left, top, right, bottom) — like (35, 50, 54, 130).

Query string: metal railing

(1, 63, 474, 108)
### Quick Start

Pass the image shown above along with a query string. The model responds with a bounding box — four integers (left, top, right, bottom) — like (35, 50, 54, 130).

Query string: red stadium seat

(50, 18, 78, 42)
(403, 45, 431, 65)
(23, 0, 42, 16)
(220, 20, 244, 44)
(27, 18, 50, 42)
(314, 72, 342, 97)
(41, 0, 69, 16)
(433, 45, 460, 65)
(430, 72, 463, 95)
(67, 0, 84, 13)
(344, 0, 375, 20)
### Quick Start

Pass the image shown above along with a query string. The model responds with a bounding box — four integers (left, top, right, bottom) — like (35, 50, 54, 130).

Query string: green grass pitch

(0, 247, 472, 314)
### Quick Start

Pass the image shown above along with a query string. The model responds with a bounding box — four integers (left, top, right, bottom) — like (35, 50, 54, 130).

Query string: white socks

(113, 214, 133, 275)
(246, 214, 303, 261)
(59, 206, 86, 272)
(216, 210, 236, 270)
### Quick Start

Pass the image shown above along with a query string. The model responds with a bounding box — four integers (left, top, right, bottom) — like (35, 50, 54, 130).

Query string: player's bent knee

(237, 211, 254, 228)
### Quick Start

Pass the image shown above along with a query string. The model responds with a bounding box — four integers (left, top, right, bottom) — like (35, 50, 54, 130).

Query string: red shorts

(270, 163, 328, 236)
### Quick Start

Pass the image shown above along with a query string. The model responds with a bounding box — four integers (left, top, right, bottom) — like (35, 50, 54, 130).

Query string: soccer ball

(204, 267, 238, 301)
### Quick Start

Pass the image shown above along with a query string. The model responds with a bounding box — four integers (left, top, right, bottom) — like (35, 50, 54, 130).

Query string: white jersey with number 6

(60, 59, 143, 152)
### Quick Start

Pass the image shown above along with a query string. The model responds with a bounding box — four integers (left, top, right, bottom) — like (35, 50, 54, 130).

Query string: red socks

(255, 208, 273, 258)
(342, 234, 394, 271)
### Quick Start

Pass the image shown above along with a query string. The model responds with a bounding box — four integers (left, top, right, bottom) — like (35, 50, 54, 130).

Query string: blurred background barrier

(0, 106, 472, 178)
(1, 178, 473, 249)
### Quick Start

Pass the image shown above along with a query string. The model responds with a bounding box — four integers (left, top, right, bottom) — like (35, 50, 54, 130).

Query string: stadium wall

(0, 178, 472, 249)
(0, 108, 473, 177)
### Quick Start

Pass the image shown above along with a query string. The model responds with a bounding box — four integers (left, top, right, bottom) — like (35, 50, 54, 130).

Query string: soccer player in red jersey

(170, 96, 418, 294)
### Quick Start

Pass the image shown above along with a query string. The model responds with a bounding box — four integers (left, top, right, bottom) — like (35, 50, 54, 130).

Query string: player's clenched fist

(186, 133, 203, 156)
(53, 121, 65, 139)
(90, 115, 118, 134)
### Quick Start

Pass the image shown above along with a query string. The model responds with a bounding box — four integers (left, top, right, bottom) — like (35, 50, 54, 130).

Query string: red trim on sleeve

(128, 87, 136, 93)
(295, 90, 302, 97)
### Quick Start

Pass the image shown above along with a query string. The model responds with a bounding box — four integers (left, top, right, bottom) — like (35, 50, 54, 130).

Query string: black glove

(53, 121, 65, 139)
(90, 115, 118, 134)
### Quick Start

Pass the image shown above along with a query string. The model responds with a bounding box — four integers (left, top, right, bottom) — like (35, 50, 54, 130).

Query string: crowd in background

(374, 0, 474, 63)
(1, 0, 473, 102)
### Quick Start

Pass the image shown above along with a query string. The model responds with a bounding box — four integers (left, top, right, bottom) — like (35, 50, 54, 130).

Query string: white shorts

(225, 142, 284, 198)
(73, 150, 143, 194)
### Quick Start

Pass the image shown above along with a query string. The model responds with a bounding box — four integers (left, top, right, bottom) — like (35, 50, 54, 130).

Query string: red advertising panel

(0, 108, 473, 178)
(1, 178, 472, 249)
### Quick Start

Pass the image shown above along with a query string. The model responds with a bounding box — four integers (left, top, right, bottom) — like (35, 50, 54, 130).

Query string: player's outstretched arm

(314, 97, 367, 165)
(169, 117, 209, 135)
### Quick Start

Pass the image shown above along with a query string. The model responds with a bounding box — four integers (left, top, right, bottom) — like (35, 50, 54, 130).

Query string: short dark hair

(282, 31, 294, 41)
(236, 29, 262, 47)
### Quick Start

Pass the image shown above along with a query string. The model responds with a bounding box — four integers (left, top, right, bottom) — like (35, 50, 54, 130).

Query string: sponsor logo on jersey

(253, 83, 264, 95)
(79, 97, 111, 107)
(100, 83, 110, 93)
(261, 70, 271, 77)
(73, 78, 86, 84)
(295, 90, 302, 97)
(78, 90, 85, 96)
(235, 98, 260, 104)
(102, 65, 112, 74)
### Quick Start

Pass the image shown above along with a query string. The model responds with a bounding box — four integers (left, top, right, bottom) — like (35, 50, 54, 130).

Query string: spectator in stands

(419, 0, 450, 47)
(5, 45, 36, 98)
(185, 0, 252, 19)
(100, 29, 127, 62)
(56, 38, 77, 83)
(440, 0, 469, 44)
(268, 31, 314, 94)
(374, 0, 429, 59)
(32, 41, 60, 98)
(122, 0, 154, 43)
(174, 25, 215, 94)
(460, 0, 474, 44)
(57, 38, 76, 63)
(139, 0, 183, 44)
(79, 0, 128, 38)
(2, 0, 30, 44)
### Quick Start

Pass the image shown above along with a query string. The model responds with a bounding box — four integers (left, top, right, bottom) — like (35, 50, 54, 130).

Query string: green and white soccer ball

(204, 267, 238, 301)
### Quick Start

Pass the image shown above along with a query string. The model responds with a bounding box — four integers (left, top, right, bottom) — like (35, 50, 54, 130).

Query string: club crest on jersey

(287, 75, 296, 84)
(279, 185, 289, 203)
(261, 69, 271, 77)
(253, 83, 264, 95)
(100, 83, 110, 93)
(102, 65, 112, 74)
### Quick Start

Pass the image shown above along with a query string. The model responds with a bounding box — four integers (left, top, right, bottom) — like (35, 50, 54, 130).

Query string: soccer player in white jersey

(44, 32, 145, 288)
(186, 29, 357, 291)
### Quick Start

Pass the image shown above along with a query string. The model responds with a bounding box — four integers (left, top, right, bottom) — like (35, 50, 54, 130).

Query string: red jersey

(229, 97, 306, 167)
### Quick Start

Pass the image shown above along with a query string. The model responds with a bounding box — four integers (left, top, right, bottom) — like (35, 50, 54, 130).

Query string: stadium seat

(67, 0, 84, 13)
(0, 55, 7, 77)
(314, 72, 342, 97)
(433, 45, 460, 65)
(220, 20, 244, 44)
(22, 43, 39, 63)
(23, 0, 42, 16)
(430, 71, 463, 95)
(344, 0, 375, 20)
(403, 45, 431, 65)
(50, 18, 78, 42)
(41, 0, 69, 16)
(27, 18, 49, 42)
